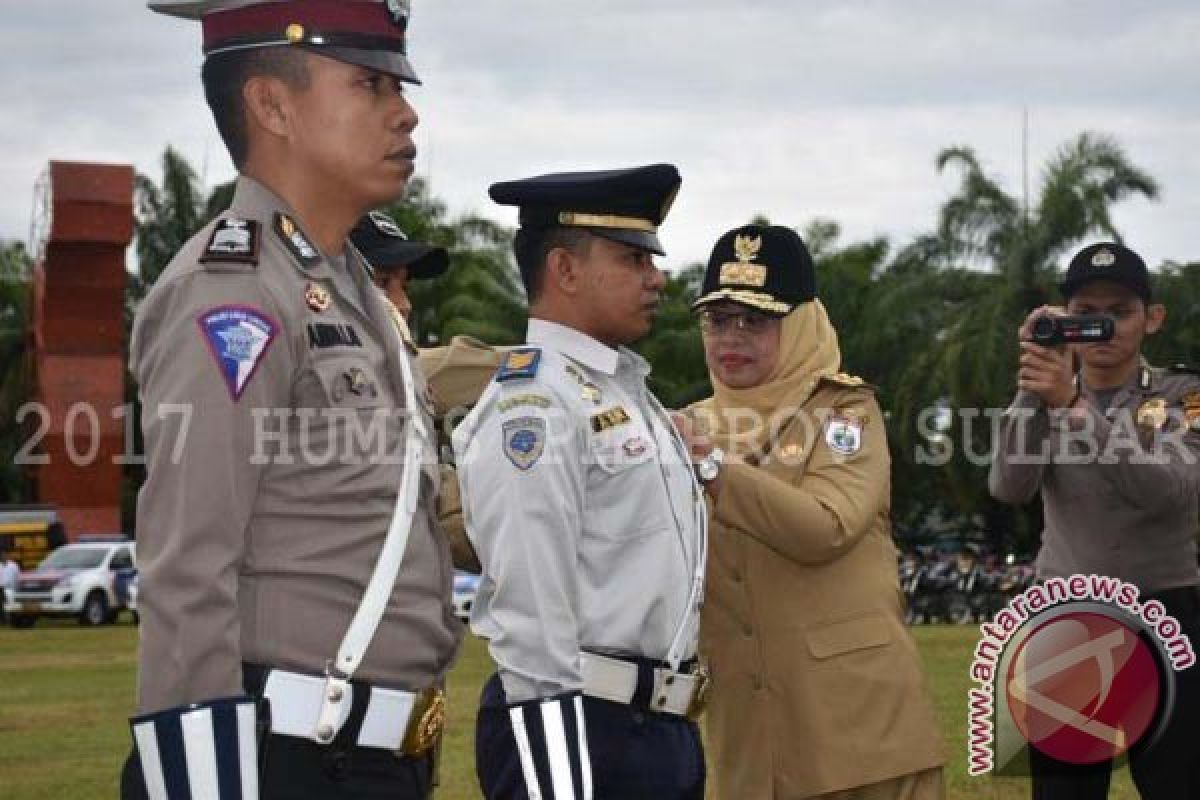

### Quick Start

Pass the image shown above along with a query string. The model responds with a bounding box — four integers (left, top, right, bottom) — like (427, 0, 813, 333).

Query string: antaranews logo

(967, 574, 1195, 776)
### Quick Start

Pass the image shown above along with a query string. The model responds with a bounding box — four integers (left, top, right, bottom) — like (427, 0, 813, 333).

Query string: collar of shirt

(526, 318, 651, 378)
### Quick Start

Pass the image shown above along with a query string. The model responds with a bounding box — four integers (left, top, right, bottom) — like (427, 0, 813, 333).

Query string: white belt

(579, 653, 707, 717)
(263, 669, 418, 750)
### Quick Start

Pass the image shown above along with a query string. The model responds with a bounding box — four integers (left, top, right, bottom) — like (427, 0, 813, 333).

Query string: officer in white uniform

(453, 165, 709, 800)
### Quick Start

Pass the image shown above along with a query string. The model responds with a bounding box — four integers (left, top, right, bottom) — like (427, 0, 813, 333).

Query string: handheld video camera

(1029, 314, 1115, 346)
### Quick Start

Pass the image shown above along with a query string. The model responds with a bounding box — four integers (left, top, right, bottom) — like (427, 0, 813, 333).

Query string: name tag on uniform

(591, 406, 631, 434)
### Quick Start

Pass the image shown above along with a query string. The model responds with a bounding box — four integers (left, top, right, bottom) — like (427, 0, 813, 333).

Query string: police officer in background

(990, 242, 1200, 798)
(350, 209, 449, 347)
(351, 209, 499, 573)
(124, 2, 460, 798)
(453, 165, 709, 799)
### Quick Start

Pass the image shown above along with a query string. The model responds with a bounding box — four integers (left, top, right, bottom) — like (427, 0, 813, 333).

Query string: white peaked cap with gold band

(148, 0, 420, 84)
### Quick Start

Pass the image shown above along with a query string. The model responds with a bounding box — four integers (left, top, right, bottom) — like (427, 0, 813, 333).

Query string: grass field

(0, 621, 1139, 799)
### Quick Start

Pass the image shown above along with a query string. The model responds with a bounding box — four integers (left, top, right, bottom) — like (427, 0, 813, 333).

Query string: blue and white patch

(496, 348, 541, 382)
(502, 416, 546, 471)
(197, 306, 278, 402)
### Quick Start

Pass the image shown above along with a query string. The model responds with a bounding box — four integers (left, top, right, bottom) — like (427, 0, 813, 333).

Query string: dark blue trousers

(476, 672, 705, 800)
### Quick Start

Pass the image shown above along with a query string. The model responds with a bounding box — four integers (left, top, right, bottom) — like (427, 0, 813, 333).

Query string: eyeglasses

(697, 309, 777, 335)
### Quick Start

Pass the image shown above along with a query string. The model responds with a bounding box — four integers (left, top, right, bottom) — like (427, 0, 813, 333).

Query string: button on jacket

(131, 176, 461, 713)
(452, 318, 706, 703)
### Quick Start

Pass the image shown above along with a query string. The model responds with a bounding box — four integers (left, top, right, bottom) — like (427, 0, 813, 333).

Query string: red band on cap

(203, 1, 404, 51)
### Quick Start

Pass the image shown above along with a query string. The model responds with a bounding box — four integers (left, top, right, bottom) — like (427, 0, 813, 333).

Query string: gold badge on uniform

(305, 281, 331, 312)
(1136, 398, 1168, 430)
(346, 366, 369, 396)
(1181, 392, 1200, 429)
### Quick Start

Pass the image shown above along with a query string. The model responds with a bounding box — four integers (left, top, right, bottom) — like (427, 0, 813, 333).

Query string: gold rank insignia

(305, 281, 331, 312)
(590, 406, 631, 433)
(1136, 397, 1168, 430)
(1182, 392, 1200, 427)
(720, 234, 767, 287)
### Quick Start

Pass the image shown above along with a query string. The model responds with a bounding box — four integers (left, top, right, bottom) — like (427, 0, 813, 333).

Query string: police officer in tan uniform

(990, 242, 1200, 798)
(679, 224, 945, 799)
(123, 2, 460, 798)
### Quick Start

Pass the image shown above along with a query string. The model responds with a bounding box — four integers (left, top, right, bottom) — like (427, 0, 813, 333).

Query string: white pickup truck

(5, 539, 137, 627)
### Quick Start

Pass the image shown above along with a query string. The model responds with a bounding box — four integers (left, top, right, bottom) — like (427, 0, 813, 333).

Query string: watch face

(697, 458, 718, 482)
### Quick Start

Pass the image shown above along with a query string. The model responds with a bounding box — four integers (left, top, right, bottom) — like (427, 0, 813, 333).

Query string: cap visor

(691, 290, 795, 317)
(364, 242, 448, 280)
(305, 45, 421, 84)
(589, 228, 665, 257)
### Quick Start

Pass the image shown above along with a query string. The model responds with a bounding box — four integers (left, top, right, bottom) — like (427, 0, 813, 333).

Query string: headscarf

(702, 298, 842, 455)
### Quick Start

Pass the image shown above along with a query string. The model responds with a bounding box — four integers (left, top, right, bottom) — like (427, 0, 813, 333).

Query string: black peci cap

(488, 164, 681, 256)
(351, 211, 448, 279)
(1059, 242, 1151, 302)
(692, 224, 816, 316)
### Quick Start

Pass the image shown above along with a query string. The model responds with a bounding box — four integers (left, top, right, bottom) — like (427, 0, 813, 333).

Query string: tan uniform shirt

(131, 177, 461, 713)
(695, 377, 945, 798)
(990, 364, 1200, 593)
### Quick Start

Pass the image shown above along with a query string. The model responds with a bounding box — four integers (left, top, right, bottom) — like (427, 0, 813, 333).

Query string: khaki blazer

(693, 376, 944, 799)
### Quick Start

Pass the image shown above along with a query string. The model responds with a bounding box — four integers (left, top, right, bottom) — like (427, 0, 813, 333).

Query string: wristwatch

(695, 447, 725, 483)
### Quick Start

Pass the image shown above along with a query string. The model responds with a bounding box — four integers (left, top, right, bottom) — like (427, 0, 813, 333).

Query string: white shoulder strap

(313, 324, 431, 741)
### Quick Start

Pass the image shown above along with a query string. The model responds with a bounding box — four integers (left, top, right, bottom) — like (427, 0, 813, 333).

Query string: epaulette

(495, 347, 542, 382)
(819, 371, 873, 390)
(199, 217, 260, 267)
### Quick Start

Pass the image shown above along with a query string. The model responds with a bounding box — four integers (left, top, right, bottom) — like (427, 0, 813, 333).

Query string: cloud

(2, 1, 1197, 270)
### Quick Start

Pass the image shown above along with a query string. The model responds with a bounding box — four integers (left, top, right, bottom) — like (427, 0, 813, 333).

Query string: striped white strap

(131, 697, 259, 800)
(508, 695, 592, 800)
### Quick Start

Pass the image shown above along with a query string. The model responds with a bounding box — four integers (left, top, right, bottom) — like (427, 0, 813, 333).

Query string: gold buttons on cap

(286, 23, 305, 43)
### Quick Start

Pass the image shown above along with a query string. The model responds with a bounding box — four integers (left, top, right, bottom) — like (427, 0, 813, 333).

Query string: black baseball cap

(489, 164, 681, 256)
(692, 224, 816, 317)
(351, 211, 448, 280)
(1059, 242, 1151, 302)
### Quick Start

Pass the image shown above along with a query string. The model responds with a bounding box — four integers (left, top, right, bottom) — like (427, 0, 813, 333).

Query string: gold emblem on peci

(734, 234, 762, 263)
(721, 234, 767, 286)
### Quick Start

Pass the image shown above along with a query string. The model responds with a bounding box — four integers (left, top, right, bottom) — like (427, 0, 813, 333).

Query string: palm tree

(884, 132, 1159, 552)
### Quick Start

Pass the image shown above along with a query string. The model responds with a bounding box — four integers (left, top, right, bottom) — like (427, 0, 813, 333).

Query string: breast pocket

(583, 424, 671, 540)
(291, 357, 397, 466)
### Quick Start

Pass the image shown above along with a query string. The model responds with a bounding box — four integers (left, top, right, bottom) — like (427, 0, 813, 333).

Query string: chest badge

(346, 366, 369, 396)
(1136, 398, 1168, 430)
(305, 282, 331, 312)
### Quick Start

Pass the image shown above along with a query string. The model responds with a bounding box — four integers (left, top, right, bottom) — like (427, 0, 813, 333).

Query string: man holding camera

(989, 242, 1200, 798)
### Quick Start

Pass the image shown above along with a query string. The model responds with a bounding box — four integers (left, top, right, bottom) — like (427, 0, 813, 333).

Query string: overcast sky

(4, 1, 1199, 270)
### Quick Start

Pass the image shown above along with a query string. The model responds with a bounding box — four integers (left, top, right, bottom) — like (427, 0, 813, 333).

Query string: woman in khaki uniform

(680, 224, 945, 799)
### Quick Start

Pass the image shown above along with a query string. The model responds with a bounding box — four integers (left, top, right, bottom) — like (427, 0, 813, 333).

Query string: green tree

(886, 132, 1159, 552)
(0, 241, 34, 503)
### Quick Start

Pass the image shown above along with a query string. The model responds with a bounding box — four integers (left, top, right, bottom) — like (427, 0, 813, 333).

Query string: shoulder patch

(200, 218, 260, 266)
(197, 305, 278, 402)
(824, 413, 864, 456)
(502, 416, 546, 470)
(274, 213, 321, 267)
(496, 348, 541, 382)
